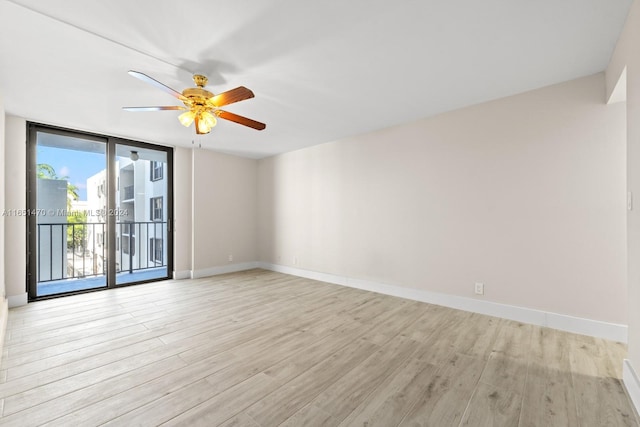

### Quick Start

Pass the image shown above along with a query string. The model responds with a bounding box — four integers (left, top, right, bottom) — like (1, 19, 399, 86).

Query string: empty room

(1, 0, 640, 425)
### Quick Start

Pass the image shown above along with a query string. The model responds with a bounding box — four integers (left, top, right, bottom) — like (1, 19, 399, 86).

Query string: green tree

(37, 163, 57, 179)
(67, 210, 87, 251)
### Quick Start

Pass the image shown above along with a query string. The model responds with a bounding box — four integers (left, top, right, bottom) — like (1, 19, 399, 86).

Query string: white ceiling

(0, 0, 632, 159)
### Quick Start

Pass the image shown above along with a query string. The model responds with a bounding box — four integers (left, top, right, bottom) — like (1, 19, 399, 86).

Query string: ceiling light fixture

(130, 150, 139, 161)
(188, 109, 218, 135)
(195, 110, 217, 134)
(178, 110, 196, 127)
(124, 71, 265, 136)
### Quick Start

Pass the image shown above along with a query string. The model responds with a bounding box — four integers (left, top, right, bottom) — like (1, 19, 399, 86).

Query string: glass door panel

(34, 131, 107, 297)
(114, 144, 169, 285)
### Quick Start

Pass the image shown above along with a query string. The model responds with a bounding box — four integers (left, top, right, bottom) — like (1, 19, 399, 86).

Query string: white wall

(191, 148, 258, 277)
(607, 0, 640, 410)
(259, 72, 627, 325)
(173, 146, 192, 278)
(0, 96, 7, 351)
(4, 116, 26, 307)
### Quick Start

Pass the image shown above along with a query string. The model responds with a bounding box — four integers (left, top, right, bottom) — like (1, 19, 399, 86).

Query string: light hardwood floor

(0, 269, 637, 426)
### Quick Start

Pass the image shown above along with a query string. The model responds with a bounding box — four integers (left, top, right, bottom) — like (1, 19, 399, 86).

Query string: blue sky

(37, 146, 106, 200)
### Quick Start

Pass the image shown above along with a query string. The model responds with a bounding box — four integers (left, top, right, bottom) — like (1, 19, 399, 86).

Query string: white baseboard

(624, 360, 640, 416)
(8, 292, 27, 308)
(257, 263, 627, 343)
(192, 262, 260, 279)
(173, 270, 191, 280)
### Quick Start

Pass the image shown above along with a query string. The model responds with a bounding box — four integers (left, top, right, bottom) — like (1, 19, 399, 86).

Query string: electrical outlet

(228, 254, 233, 262)
(474, 282, 484, 295)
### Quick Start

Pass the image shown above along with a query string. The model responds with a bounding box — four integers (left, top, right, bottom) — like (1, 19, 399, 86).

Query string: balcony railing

(36, 221, 167, 283)
(117, 221, 166, 274)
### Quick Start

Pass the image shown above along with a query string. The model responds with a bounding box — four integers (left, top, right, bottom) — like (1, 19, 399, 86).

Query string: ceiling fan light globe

(178, 110, 196, 127)
(196, 115, 211, 135)
(200, 111, 217, 129)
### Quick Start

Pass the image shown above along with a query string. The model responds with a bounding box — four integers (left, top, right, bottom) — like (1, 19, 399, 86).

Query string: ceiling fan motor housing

(182, 87, 214, 107)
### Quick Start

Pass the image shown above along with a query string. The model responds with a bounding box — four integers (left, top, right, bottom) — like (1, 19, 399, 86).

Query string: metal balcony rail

(36, 221, 167, 283)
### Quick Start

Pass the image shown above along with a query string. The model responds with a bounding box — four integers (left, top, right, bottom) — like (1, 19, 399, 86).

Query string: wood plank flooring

(0, 269, 637, 426)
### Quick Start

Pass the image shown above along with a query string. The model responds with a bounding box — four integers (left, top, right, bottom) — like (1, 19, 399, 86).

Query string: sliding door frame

(26, 122, 174, 301)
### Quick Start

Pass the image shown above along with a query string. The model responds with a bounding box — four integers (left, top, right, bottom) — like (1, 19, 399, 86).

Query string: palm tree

(37, 163, 57, 179)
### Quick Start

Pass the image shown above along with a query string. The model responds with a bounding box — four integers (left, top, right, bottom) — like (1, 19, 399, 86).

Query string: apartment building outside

(86, 157, 168, 278)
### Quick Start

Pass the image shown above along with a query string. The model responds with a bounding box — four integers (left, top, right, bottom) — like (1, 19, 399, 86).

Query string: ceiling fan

(123, 70, 266, 135)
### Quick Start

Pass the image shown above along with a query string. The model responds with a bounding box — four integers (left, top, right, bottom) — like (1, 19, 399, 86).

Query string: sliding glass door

(30, 130, 108, 296)
(27, 124, 173, 300)
(114, 143, 169, 285)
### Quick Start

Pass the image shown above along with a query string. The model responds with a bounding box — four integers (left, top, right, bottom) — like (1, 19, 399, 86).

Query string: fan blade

(210, 86, 255, 107)
(216, 110, 266, 130)
(128, 70, 187, 101)
(123, 106, 186, 111)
